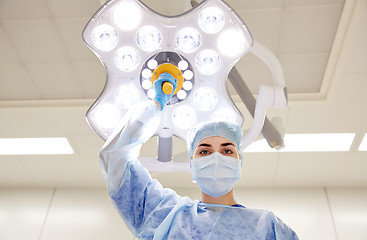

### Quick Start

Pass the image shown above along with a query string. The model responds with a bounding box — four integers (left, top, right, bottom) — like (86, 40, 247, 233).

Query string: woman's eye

(224, 149, 233, 155)
(200, 150, 209, 155)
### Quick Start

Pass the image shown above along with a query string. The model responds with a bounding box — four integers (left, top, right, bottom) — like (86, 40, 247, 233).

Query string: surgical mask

(191, 152, 241, 198)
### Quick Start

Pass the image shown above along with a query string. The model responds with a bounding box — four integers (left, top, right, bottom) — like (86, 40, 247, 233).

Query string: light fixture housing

(82, 0, 253, 141)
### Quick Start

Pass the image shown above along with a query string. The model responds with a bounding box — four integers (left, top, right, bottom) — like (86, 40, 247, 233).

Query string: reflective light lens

(137, 25, 161, 51)
(183, 70, 193, 80)
(147, 59, 158, 69)
(147, 89, 155, 99)
(177, 89, 187, 100)
(142, 80, 152, 90)
(91, 24, 119, 51)
(115, 84, 140, 108)
(114, 46, 140, 71)
(142, 68, 152, 78)
(182, 81, 193, 91)
(95, 104, 121, 129)
(178, 60, 189, 70)
(198, 7, 225, 34)
(172, 105, 197, 129)
(114, 2, 141, 30)
(218, 29, 248, 57)
(196, 49, 220, 74)
(194, 87, 218, 111)
(213, 108, 239, 125)
(176, 27, 201, 53)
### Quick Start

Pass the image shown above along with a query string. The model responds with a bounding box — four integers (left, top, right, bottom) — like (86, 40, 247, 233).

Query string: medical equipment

(83, 0, 287, 171)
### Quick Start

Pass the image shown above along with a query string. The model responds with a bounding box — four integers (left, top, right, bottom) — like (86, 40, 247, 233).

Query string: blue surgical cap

(187, 121, 243, 160)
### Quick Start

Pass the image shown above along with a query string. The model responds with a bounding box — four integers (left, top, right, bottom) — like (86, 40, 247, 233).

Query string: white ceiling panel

(19, 155, 106, 187)
(281, 4, 344, 54)
(0, 27, 20, 65)
(239, 153, 279, 187)
(0, 0, 50, 19)
(54, 18, 97, 62)
(1, 19, 68, 64)
(46, 0, 102, 18)
(275, 152, 367, 187)
(26, 63, 84, 99)
(73, 62, 106, 98)
(0, 65, 40, 100)
(343, 5, 367, 74)
(227, 0, 285, 10)
(237, 8, 284, 53)
(280, 53, 329, 93)
(0, 156, 37, 187)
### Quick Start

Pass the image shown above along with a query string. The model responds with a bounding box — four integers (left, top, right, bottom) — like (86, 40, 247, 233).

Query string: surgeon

(99, 73, 298, 239)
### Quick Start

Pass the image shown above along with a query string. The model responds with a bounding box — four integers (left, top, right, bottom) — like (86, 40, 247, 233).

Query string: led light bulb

(218, 29, 248, 57)
(115, 84, 140, 108)
(182, 81, 193, 91)
(142, 68, 152, 79)
(147, 59, 158, 69)
(114, 46, 140, 71)
(147, 89, 155, 99)
(178, 60, 189, 70)
(113, 2, 141, 30)
(91, 24, 119, 51)
(183, 70, 193, 80)
(176, 27, 201, 53)
(212, 108, 239, 125)
(196, 49, 220, 74)
(198, 7, 225, 34)
(177, 89, 187, 100)
(172, 105, 197, 129)
(137, 25, 161, 51)
(194, 87, 218, 111)
(142, 80, 152, 90)
(95, 104, 121, 129)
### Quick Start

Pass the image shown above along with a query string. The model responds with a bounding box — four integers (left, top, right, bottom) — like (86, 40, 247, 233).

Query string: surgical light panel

(198, 7, 225, 34)
(113, 2, 141, 30)
(83, 0, 253, 141)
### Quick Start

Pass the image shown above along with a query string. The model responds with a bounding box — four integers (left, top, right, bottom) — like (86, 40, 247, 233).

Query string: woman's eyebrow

(221, 142, 235, 147)
(198, 143, 211, 147)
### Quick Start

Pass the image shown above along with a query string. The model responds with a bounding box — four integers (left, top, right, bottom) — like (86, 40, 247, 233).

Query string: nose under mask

(191, 152, 241, 198)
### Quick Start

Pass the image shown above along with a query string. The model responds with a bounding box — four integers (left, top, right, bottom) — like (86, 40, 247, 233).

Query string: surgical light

(172, 105, 197, 129)
(94, 104, 121, 129)
(198, 7, 225, 34)
(194, 87, 218, 111)
(115, 84, 140, 108)
(91, 24, 119, 51)
(195, 49, 221, 74)
(83, 0, 287, 171)
(176, 27, 201, 53)
(113, 2, 141, 30)
(218, 29, 247, 57)
(213, 108, 239, 125)
(114, 46, 140, 71)
(136, 25, 161, 51)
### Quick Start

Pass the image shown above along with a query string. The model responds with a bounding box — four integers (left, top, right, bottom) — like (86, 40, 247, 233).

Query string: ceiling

(0, 0, 366, 188)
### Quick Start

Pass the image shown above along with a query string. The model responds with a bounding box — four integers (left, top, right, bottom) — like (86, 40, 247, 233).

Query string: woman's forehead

(196, 136, 235, 147)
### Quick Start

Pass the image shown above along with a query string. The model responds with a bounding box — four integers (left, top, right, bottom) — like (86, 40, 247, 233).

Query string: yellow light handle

(162, 82, 174, 95)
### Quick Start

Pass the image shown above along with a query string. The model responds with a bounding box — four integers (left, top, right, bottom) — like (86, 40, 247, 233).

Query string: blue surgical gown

(99, 101, 299, 240)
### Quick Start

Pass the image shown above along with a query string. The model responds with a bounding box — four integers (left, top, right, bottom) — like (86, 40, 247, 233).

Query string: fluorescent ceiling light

(245, 133, 355, 152)
(0, 138, 74, 155)
(358, 133, 367, 151)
